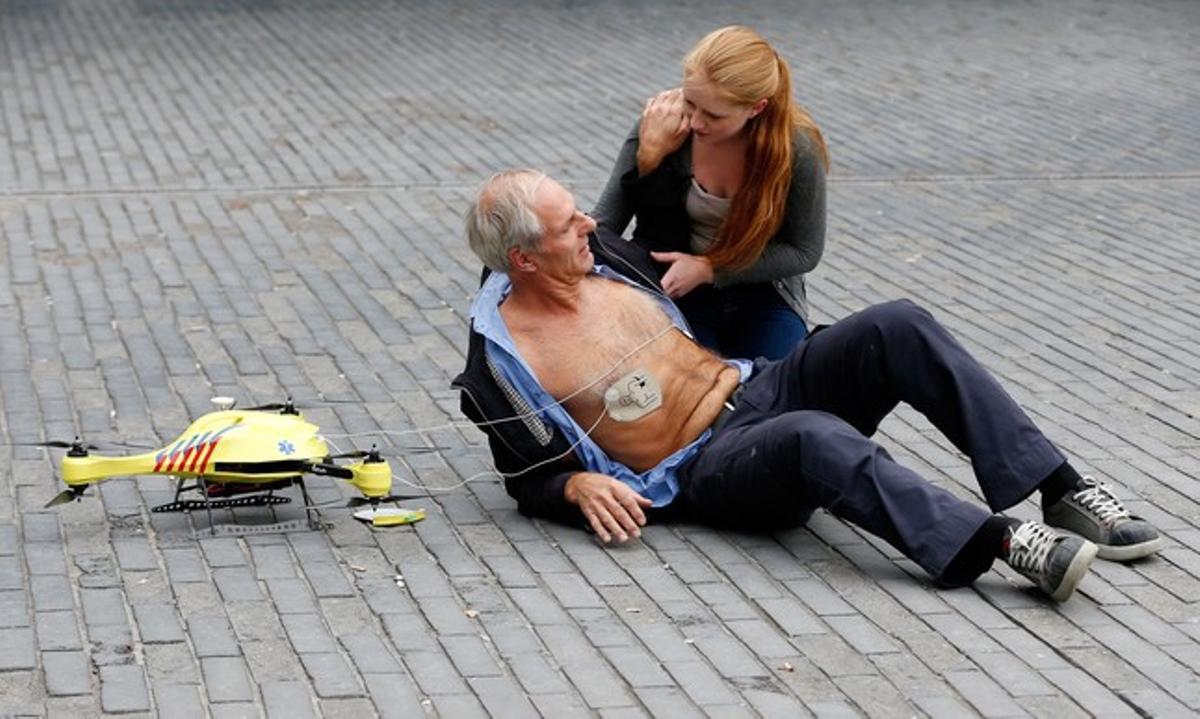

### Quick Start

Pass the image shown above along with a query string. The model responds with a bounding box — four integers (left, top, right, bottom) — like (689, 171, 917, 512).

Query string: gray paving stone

(213, 567, 264, 602)
(362, 673, 427, 719)
(0, 588, 30, 628)
(264, 577, 320, 615)
(99, 664, 151, 713)
(113, 536, 159, 572)
(162, 548, 208, 583)
(29, 574, 72, 613)
(943, 669, 1028, 718)
(439, 633, 504, 678)
(43, 651, 92, 696)
(80, 587, 127, 627)
(0, 555, 23, 590)
(339, 632, 402, 675)
(299, 562, 354, 598)
(151, 683, 207, 719)
(36, 610, 83, 651)
(209, 701, 261, 718)
(187, 614, 241, 658)
(281, 613, 336, 654)
(0, 627, 37, 670)
(201, 656, 255, 704)
(262, 680, 317, 718)
(24, 540, 69, 577)
(133, 603, 186, 644)
(22, 514, 62, 544)
(298, 652, 363, 698)
(0, 525, 17, 556)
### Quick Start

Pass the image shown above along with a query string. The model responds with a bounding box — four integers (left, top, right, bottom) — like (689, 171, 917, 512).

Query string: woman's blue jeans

(677, 282, 807, 361)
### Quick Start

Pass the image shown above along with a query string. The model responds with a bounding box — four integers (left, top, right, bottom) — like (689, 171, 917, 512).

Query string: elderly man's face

(527, 178, 597, 280)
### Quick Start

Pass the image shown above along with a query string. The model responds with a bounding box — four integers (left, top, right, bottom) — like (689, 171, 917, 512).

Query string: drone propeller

(44, 486, 87, 508)
(327, 446, 450, 460)
(12, 438, 158, 451)
(327, 449, 377, 460)
(243, 397, 300, 414)
(345, 494, 426, 508)
(24, 440, 100, 451)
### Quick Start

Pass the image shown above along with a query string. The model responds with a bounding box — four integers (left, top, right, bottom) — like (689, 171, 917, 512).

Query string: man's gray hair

(465, 169, 548, 272)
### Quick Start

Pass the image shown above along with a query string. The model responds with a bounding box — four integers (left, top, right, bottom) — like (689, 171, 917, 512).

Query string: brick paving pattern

(1, 0, 1199, 716)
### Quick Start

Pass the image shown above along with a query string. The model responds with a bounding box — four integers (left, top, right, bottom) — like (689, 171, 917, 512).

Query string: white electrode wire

(319, 320, 675, 441)
(324, 412, 607, 494)
(318, 254, 684, 489)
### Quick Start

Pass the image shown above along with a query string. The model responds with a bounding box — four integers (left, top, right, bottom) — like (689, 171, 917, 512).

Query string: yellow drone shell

(62, 410, 331, 486)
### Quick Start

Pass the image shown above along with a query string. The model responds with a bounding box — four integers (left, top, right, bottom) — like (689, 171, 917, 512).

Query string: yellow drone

(39, 397, 426, 532)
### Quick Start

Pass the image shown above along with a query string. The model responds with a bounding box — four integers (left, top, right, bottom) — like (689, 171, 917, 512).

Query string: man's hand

(636, 88, 691, 176)
(651, 251, 715, 298)
(565, 472, 653, 544)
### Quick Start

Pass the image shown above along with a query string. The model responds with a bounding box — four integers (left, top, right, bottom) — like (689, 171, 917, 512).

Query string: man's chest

(514, 282, 673, 403)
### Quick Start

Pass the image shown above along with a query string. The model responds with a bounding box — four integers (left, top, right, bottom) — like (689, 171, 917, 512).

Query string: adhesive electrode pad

(602, 368, 663, 422)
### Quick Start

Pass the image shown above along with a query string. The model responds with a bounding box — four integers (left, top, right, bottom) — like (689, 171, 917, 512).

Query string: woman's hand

(636, 88, 691, 176)
(651, 251, 714, 298)
(565, 472, 652, 544)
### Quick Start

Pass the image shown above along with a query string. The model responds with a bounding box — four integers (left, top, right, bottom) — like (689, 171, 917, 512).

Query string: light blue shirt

(470, 264, 752, 507)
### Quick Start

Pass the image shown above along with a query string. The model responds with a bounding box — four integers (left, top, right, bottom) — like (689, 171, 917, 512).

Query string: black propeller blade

(244, 397, 300, 414)
(11, 438, 159, 453)
(328, 446, 450, 460)
(345, 494, 426, 508)
(44, 486, 87, 509)
(24, 440, 100, 451)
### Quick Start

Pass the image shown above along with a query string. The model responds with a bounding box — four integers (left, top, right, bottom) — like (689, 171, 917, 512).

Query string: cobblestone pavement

(1, 0, 1199, 716)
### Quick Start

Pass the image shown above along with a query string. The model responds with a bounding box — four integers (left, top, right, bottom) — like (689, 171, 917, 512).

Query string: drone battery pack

(353, 507, 427, 527)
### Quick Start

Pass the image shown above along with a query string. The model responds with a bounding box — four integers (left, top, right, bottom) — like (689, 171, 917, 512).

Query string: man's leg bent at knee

(750, 300, 1162, 562)
(681, 410, 1099, 601)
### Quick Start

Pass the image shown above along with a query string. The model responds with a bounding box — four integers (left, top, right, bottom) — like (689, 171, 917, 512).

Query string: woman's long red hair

(684, 26, 829, 271)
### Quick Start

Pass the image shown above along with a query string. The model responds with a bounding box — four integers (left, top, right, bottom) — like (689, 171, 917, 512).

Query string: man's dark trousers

(677, 299, 1065, 583)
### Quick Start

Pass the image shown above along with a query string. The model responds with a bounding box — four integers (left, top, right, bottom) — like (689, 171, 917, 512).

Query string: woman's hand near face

(636, 88, 691, 176)
(650, 251, 714, 298)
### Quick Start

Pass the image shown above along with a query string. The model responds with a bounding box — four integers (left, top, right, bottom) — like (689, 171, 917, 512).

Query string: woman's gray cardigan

(592, 121, 827, 324)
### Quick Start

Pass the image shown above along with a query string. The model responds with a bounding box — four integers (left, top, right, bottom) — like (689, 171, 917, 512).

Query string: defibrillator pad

(602, 368, 663, 422)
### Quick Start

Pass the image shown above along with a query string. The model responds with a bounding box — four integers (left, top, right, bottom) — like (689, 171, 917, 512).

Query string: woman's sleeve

(591, 121, 642, 236)
(714, 140, 827, 287)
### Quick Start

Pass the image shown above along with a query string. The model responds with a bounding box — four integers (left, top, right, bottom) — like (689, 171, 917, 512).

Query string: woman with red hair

(594, 26, 830, 360)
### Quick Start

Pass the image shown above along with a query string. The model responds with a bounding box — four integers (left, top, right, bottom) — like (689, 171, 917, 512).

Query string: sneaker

(1043, 476, 1164, 561)
(1004, 520, 1097, 601)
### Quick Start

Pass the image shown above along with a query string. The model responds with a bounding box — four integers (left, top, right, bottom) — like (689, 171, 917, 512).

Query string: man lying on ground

(452, 169, 1163, 601)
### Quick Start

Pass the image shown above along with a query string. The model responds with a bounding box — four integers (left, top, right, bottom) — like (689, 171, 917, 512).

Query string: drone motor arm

(309, 462, 354, 480)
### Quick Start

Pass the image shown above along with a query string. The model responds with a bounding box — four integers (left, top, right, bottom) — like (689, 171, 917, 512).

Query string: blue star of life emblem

(277, 439, 296, 455)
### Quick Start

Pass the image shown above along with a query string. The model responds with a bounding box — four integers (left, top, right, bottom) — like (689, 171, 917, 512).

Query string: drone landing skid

(157, 476, 329, 535)
(151, 495, 291, 513)
(209, 519, 315, 537)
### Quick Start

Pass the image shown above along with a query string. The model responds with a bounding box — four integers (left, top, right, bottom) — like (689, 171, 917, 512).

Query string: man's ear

(508, 246, 537, 273)
(749, 97, 769, 118)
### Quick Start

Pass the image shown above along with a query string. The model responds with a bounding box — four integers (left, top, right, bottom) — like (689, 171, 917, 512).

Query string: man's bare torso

(501, 275, 740, 472)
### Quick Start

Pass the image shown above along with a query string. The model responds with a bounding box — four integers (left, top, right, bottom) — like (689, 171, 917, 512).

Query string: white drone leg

(295, 477, 324, 530)
(196, 476, 218, 534)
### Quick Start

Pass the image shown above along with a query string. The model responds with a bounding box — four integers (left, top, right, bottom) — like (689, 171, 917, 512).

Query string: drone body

(43, 400, 414, 531)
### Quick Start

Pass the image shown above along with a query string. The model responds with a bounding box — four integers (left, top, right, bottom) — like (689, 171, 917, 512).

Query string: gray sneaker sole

(1096, 535, 1164, 562)
(1049, 540, 1098, 602)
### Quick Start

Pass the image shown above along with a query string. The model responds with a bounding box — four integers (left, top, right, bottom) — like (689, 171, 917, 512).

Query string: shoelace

(1006, 522, 1057, 573)
(1073, 477, 1130, 525)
